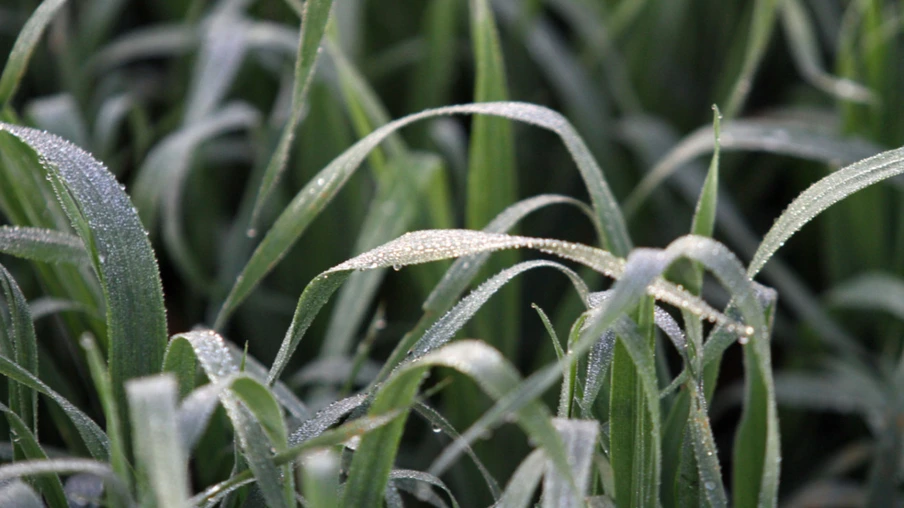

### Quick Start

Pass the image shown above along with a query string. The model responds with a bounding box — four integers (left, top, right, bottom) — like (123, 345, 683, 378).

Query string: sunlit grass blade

(0, 226, 89, 265)
(826, 273, 904, 320)
(749, 145, 904, 276)
(497, 449, 545, 508)
(248, 0, 334, 229)
(177, 381, 226, 452)
(543, 419, 598, 508)
(0, 0, 67, 106)
(126, 375, 191, 508)
(299, 449, 341, 508)
(623, 117, 879, 218)
(0, 402, 67, 508)
(342, 340, 581, 507)
(721, 0, 780, 118)
(0, 124, 168, 411)
(216, 101, 632, 328)
(780, 0, 873, 104)
(222, 340, 309, 420)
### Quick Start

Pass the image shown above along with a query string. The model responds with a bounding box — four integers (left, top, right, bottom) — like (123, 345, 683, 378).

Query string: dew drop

(246, 228, 257, 238)
(704, 481, 715, 491)
(392, 264, 401, 271)
(431, 425, 441, 433)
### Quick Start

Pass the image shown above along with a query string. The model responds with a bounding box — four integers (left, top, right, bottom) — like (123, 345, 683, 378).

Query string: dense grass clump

(0, 0, 902, 506)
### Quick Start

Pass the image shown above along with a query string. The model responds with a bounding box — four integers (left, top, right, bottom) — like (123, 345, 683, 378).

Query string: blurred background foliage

(3, 0, 904, 505)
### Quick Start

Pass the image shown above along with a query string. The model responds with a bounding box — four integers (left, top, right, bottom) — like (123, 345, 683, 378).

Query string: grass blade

(780, 0, 873, 104)
(0, 402, 67, 508)
(0, 124, 168, 412)
(390, 469, 460, 508)
(0, 480, 43, 508)
(216, 101, 631, 327)
(467, 0, 519, 358)
(342, 340, 580, 507)
(497, 449, 545, 508)
(0, 263, 38, 435)
(0, 458, 131, 505)
(0, 226, 88, 265)
(270, 229, 733, 386)
(79, 335, 129, 496)
(249, 0, 334, 228)
(749, 145, 904, 276)
(623, 117, 879, 218)
(543, 419, 599, 508)
(126, 375, 191, 508)
(0, 353, 108, 460)
(721, 0, 780, 118)
(0, 0, 67, 106)
(320, 154, 441, 358)
(299, 449, 341, 508)
(172, 331, 291, 508)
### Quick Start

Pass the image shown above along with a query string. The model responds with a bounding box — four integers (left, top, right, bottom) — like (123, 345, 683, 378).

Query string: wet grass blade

(0, 354, 108, 460)
(722, 0, 780, 118)
(0, 264, 38, 435)
(0, 458, 132, 505)
(0, 402, 67, 508)
(623, 117, 879, 218)
(269, 230, 733, 385)
(749, 145, 904, 276)
(342, 340, 580, 507)
(320, 154, 441, 358)
(216, 101, 631, 328)
(467, 0, 519, 357)
(249, 0, 334, 229)
(0, 226, 88, 265)
(0, 124, 168, 412)
(780, 0, 873, 104)
(126, 375, 191, 508)
(543, 419, 599, 508)
(171, 331, 291, 508)
(0, 0, 67, 106)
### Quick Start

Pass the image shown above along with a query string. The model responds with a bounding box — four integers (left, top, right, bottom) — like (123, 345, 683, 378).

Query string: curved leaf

(0, 226, 88, 265)
(0, 124, 168, 408)
(216, 101, 631, 327)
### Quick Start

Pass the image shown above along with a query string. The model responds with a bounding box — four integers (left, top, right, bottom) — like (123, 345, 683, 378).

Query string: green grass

(0, 0, 903, 506)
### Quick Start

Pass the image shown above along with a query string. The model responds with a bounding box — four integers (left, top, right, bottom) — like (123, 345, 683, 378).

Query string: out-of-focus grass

(0, 0, 902, 506)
